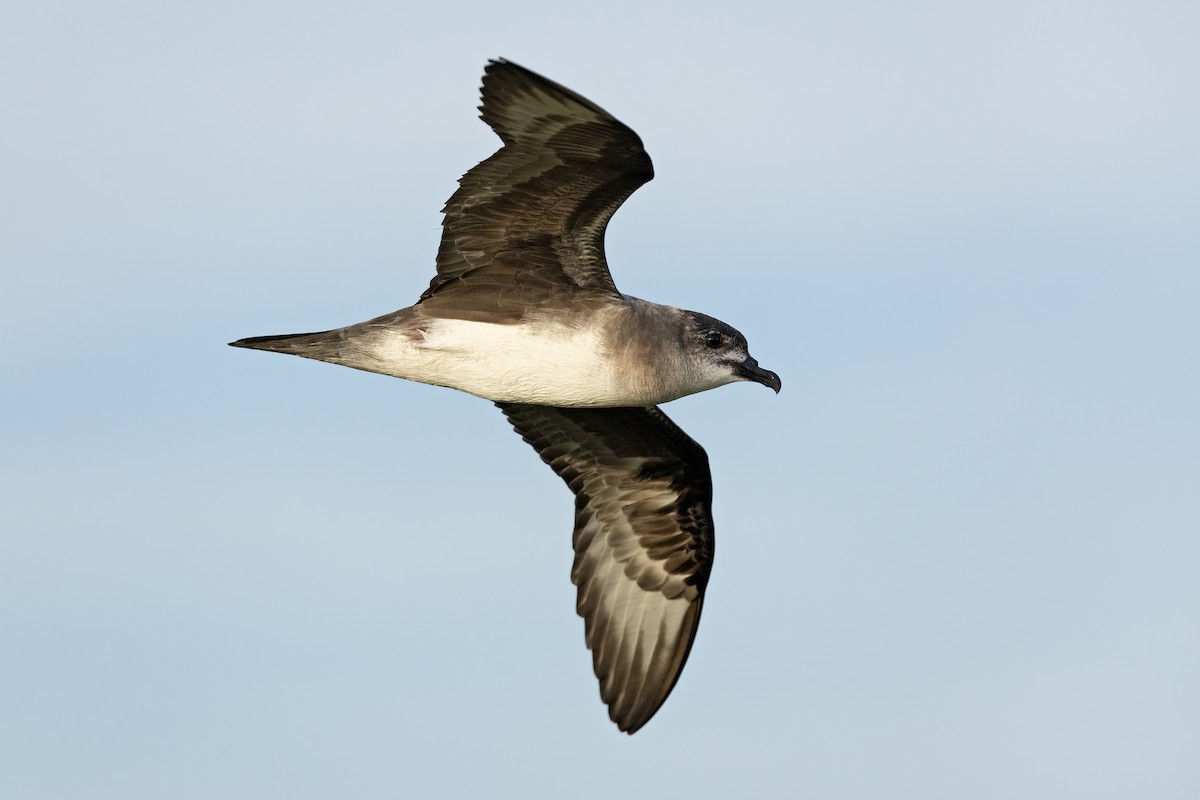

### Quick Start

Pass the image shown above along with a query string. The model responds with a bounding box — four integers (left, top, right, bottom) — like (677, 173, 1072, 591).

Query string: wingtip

(610, 701, 659, 735)
(616, 718, 646, 735)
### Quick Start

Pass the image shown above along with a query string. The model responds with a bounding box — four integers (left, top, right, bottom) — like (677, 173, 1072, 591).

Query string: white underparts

(359, 317, 662, 407)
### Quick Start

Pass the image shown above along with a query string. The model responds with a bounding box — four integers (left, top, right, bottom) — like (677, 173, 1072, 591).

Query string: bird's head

(681, 311, 781, 394)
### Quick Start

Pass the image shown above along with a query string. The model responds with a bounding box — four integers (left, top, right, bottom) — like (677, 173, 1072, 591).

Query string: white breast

(369, 317, 656, 407)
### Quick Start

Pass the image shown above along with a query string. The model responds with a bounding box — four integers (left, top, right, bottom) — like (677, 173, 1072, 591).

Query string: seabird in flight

(231, 59, 781, 733)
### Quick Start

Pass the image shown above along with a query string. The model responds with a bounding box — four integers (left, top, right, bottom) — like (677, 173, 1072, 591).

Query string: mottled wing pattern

(498, 403, 714, 733)
(420, 59, 655, 322)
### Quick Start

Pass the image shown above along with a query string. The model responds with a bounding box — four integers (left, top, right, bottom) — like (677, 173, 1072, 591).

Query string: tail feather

(230, 308, 415, 375)
(228, 330, 344, 357)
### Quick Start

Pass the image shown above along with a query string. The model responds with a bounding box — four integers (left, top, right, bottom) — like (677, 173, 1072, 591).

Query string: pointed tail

(228, 330, 346, 359)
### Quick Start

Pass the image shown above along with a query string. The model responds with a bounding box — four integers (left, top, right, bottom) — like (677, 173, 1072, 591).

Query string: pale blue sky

(2, 1, 1198, 798)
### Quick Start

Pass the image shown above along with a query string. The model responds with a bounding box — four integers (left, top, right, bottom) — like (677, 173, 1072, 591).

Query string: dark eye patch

(704, 331, 724, 349)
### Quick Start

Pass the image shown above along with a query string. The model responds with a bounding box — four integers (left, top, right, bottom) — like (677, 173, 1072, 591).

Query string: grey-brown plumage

(230, 59, 780, 734)
(499, 404, 713, 733)
(424, 60, 653, 322)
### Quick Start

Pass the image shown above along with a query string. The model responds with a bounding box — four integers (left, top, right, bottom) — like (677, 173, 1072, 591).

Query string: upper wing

(498, 403, 714, 733)
(420, 59, 655, 322)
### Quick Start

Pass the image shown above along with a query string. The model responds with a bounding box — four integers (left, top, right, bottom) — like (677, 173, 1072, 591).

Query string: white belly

(371, 318, 652, 407)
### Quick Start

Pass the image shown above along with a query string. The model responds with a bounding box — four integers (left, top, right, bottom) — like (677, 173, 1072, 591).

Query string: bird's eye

(704, 331, 724, 349)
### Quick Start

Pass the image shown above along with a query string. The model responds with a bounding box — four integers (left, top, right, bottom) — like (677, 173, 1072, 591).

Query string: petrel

(231, 59, 781, 733)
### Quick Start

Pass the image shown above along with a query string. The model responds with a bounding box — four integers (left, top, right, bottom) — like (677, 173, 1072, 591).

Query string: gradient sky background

(3, 1, 1198, 797)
